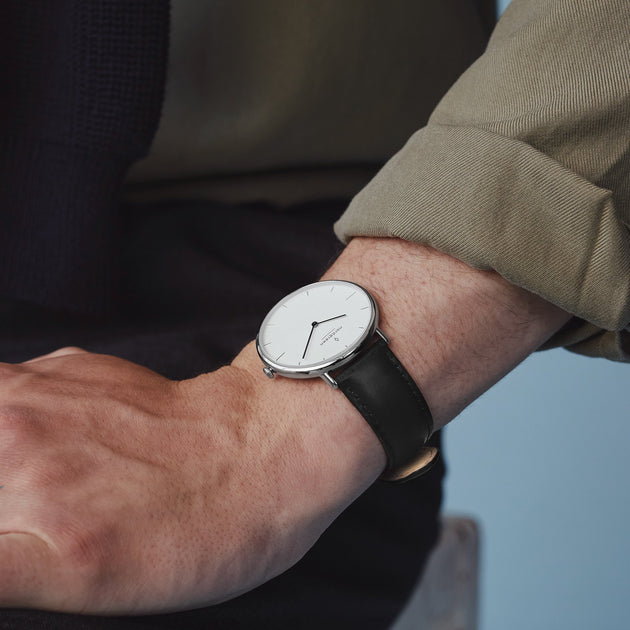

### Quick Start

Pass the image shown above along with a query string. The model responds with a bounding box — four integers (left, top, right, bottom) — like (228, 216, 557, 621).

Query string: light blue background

(497, 0, 512, 13)
(443, 5, 629, 628)
(444, 349, 629, 630)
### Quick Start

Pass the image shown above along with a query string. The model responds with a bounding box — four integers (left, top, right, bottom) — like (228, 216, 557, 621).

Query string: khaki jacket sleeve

(334, 0, 630, 361)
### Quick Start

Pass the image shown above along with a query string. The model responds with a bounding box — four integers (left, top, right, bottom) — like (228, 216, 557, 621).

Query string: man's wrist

(232, 343, 388, 496)
(319, 237, 572, 429)
(232, 235, 571, 494)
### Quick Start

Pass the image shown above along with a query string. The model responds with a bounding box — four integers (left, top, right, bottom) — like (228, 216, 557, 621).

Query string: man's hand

(0, 237, 572, 616)
(0, 346, 383, 615)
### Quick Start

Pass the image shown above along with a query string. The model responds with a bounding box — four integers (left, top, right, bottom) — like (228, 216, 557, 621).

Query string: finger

(23, 346, 88, 364)
(0, 531, 59, 609)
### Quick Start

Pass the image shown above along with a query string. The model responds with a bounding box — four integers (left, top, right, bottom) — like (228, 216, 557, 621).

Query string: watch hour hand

(302, 321, 318, 359)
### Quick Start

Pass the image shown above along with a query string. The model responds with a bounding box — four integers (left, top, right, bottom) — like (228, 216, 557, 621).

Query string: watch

(255, 279, 438, 482)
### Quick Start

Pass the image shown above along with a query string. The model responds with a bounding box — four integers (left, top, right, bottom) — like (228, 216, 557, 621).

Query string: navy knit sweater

(0, 0, 169, 315)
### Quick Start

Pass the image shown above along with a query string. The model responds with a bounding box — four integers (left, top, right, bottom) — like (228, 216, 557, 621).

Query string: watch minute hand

(317, 313, 347, 325)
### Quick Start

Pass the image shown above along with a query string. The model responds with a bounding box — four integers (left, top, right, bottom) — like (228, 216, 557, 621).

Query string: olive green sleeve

(334, 0, 630, 361)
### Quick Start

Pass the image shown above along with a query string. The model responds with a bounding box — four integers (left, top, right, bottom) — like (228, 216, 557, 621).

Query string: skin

(0, 236, 571, 615)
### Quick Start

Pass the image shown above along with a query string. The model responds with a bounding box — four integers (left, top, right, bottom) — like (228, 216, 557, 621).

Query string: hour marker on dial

(256, 280, 376, 375)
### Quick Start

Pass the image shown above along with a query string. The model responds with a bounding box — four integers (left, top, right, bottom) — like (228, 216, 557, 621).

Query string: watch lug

(321, 372, 338, 389)
(375, 327, 390, 344)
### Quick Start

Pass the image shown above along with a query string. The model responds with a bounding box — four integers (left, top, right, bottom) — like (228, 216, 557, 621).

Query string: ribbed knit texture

(0, 0, 169, 314)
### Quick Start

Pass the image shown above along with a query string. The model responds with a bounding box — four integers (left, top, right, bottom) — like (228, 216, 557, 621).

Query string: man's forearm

(233, 236, 571, 489)
(0, 236, 574, 614)
(325, 237, 571, 428)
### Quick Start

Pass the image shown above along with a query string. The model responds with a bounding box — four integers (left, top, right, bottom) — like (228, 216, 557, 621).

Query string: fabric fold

(335, 0, 630, 361)
(335, 124, 630, 333)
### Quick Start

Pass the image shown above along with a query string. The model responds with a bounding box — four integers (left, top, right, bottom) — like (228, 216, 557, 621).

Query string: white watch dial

(257, 280, 377, 375)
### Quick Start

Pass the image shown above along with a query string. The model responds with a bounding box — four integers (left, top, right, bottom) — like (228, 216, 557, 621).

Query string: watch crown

(263, 366, 276, 379)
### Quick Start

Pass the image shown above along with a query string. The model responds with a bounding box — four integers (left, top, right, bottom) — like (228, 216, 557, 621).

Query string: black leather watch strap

(334, 337, 438, 482)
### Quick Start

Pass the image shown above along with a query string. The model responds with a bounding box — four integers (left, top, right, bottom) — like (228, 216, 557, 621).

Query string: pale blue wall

(442, 2, 630, 629)
(444, 349, 629, 630)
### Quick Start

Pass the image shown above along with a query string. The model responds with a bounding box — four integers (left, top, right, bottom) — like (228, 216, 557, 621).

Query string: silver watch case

(255, 281, 388, 389)
(256, 280, 439, 482)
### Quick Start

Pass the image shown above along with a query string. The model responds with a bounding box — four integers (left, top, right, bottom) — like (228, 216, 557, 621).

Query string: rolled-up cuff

(334, 124, 630, 360)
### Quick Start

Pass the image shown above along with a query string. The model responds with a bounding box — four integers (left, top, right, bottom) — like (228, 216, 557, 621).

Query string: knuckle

(22, 346, 88, 365)
(0, 405, 40, 446)
(29, 454, 76, 492)
(66, 528, 104, 568)
(33, 446, 95, 492)
(60, 520, 119, 589)
(58, 346, 87, 354)
(0, 362, 25, 380)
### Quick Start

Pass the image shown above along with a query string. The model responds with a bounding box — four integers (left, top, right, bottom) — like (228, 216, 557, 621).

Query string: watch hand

(317, 313, 347, 325)
(302, 321, 318, 359)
